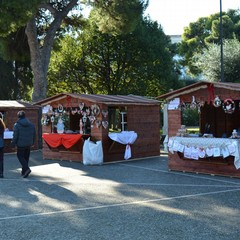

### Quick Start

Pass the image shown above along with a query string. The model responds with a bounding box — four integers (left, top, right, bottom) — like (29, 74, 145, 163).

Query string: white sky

(144, 0, 240, 35)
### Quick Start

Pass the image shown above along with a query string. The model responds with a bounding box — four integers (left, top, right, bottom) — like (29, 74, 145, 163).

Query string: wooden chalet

(158, 81, 240, 178)
(0, 101, 41, 152)
(36, 93, 160, 163)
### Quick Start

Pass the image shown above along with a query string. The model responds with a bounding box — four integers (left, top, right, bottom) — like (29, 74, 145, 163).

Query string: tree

(48, 17, 180, 97)
(0, 0, 148, 102)
(179, 9, 240, 77)
(0, 27, 33, 100)
(193, 38, 240, 82)
(0, 58, 16, 99)
(0, 58, 34, 100)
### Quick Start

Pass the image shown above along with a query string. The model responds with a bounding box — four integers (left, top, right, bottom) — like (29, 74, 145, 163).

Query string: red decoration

(207, 83, 215, 104)
(42, 133, 82, 149)
(66, 96, 72, 108)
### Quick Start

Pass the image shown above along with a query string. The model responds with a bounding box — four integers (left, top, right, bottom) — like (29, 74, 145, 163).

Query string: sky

(144, 0, 240, 35)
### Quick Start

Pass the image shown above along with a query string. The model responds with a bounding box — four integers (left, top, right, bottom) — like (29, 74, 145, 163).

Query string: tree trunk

(25, 18, 47, 103)
(25, 0, 78, 103)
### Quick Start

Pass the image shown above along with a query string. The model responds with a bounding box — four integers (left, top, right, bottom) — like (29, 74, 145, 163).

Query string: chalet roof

(157, 81, 240, 101)
(35, 93, 160, 106)
(0, 100, 39, 109)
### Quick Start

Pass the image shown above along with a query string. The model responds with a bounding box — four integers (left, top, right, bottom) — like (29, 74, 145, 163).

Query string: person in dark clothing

(10, 111, 36, 178)
(0, 118, 6, 178)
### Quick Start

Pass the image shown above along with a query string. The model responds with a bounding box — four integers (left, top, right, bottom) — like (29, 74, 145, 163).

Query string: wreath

(213, 96, 222, 108)
(58, 104, 64, 113)
(222, 98, 235, 114)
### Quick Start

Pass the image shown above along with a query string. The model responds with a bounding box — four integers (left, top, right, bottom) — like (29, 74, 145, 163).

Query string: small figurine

(57, 118, 64, 134)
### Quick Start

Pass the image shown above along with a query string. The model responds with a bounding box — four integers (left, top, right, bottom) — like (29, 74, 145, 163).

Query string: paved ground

(0, 150, 240, 240)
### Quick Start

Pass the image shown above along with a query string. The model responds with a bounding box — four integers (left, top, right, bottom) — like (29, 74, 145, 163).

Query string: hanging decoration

(207, 83, 215, 104)
(96, 120, 101, 128)
(102, 109, 108, 118)
(58, 104, 64, 113)
(41, 100, 111, 132)
(79, 102, 84, 110)
(222, 98, 235, 114)
(178, 101, 187, 111)
(102, 121, 109, 129)
(91, 104, 100, 116)
(197, 101, 204, 113)
(190, 96, 197, 109)
(213, 96, 222, 108)
(41, 115, 50, 126)
(89, 115, 96, 128)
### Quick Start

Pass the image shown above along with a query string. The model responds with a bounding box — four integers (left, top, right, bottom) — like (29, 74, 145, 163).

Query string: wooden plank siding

(158, 81, 240, 178)
(36, 94, 161, 163)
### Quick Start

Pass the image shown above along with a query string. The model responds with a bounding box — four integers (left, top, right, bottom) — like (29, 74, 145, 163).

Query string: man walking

(10, 111, 36, 178)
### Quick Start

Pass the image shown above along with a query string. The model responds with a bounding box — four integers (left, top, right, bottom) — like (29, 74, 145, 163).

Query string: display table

(42, 133, 83, 149)
(108, 131, 138, 160)
(168, 136, 240, 169)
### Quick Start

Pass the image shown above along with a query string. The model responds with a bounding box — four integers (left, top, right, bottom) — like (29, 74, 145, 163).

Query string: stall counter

(42, 133, 89, 162)
(168, 136, 240, 169)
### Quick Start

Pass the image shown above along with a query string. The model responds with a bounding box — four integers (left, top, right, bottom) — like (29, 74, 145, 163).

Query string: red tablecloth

(42, 133, 82, 149)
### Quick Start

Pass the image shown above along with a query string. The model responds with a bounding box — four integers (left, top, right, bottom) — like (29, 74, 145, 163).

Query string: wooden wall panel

(41, 97, 161, 163)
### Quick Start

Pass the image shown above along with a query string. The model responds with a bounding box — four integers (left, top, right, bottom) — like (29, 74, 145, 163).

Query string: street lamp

(220, 0, 224, 82)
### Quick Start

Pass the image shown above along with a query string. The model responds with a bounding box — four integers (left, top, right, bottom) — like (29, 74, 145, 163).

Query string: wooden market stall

(0, 100, 41, 152)
(158, 81, 240, 178)
(36, 93, 160, 163)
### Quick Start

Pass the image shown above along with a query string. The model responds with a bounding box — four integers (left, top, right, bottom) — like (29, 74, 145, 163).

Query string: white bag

(83, 138, 103, 165)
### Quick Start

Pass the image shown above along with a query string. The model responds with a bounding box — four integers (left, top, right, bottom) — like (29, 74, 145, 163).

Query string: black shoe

(23, 169, 31, 178)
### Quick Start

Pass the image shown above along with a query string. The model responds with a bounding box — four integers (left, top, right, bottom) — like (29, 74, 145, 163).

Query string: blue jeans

(17, 147, 31, 173)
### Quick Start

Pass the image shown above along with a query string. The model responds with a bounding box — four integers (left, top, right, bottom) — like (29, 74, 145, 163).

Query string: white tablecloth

(168, 136, 240, 169)
(108, 131, 138, 159)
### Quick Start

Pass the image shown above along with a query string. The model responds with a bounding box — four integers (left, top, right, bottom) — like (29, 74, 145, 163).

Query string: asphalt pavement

(0, 150, 240, 240)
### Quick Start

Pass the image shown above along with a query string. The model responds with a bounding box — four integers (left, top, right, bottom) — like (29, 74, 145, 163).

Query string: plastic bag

(83, 138, 103, 165)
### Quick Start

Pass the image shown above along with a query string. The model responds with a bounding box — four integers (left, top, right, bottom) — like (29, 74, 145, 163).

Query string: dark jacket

(11, 117, 36, 148)
(0, 124, 4, 148)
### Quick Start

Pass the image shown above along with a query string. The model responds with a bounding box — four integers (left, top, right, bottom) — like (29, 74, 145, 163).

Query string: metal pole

(220, 0, 224, 82)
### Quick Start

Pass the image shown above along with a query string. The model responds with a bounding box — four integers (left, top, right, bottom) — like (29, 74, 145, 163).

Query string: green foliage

(0, 0, 148, 102)
(0, 27, 30, 62)
(193, 38, 240, 82)
(48, 17, 179, 97)
(0, 0, 41, 36)
(0, 58, 33, 100)
(179, 9, 240, 77)
(0, 58, 16, 99)
(182, 108, 199, 127)
(89, 0, 148, 35)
